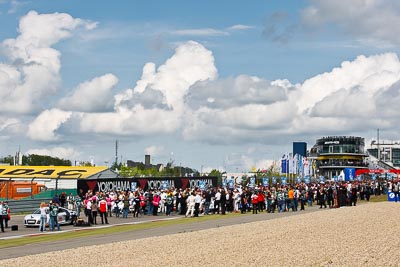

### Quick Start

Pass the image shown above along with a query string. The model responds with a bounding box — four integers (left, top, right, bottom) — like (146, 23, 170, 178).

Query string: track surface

(0, 205, 328, 260)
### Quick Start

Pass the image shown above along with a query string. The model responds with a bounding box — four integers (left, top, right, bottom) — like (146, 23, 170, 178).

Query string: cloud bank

(1, 9, 400, 169)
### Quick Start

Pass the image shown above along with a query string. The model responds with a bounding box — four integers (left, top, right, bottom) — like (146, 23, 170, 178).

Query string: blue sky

(1, 0, 400, 172)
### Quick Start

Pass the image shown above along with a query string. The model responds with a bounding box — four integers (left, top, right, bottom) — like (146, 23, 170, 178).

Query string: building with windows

(310, 136, 369, 179)
(367, 141, 400, 168)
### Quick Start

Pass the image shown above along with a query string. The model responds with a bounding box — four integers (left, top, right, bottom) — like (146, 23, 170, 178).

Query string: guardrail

(7, 198, 52, 214)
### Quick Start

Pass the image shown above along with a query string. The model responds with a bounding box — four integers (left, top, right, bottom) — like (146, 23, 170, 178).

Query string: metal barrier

(6, 198, 52, 214)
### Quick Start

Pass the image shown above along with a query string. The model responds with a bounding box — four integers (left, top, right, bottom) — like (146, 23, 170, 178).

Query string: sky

(1, 0, 400, 172)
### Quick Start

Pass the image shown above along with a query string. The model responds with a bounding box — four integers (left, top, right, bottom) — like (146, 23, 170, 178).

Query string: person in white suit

(185, 192, 196, 217)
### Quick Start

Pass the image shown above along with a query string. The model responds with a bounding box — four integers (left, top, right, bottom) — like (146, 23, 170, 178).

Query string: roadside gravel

(1, 202, 399, 266)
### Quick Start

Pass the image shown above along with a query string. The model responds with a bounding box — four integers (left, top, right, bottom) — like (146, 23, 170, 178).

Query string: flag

(280, 154, 288, 174)
(298, 154, 303, 176)
(303, 157, 310, 176)
(339, 171, 345, 181)
(288, 153, 294, 174)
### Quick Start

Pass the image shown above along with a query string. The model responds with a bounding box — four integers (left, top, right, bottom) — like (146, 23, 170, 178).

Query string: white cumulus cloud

(298, 53, 400, 114)
(79, 41, 217, 136)
(0, 10, 97, 114)
(26, 146, 81, 160)
(59, 73, 118, 112)
(27, 109, 72, 141)
(144, 145, 165, 156)
(301, 0, 400, 46)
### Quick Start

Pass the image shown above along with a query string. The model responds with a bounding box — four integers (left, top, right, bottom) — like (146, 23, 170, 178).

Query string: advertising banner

(344, 168, 355, 181)
(78, 176, 218, 194)
(262, 177, 269, 187)
(0, 166, 107, 179)
(130, 182, 137, 191)
(199, 180, 207, 190)
(272, 177, 277, 184)
(281, 176, 287, 186)
(227, 179, 234, 189)
(161, 180, 169, 190)
(304, 175, 310, 184)
(249, 177, 256, 188)
(388, 192, 400, 202)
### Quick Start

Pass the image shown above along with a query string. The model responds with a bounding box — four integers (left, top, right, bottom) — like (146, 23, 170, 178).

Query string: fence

(7, 198, 52, 214)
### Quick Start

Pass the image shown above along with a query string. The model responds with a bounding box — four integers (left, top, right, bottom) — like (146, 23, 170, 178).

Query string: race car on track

(24, 207, 77, 227)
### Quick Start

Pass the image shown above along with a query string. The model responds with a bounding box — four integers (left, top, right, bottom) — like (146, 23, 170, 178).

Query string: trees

(23, 154, 72, 166)
(0, 154, 72, 166)
(209, 169, 223, 185)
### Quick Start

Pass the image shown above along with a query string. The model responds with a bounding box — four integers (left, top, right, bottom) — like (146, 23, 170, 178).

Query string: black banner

(77, 176, 218, 194)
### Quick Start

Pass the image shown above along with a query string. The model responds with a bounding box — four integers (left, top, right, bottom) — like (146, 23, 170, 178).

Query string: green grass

(369, 194, 388, 202)
(0, 212, 241, 249)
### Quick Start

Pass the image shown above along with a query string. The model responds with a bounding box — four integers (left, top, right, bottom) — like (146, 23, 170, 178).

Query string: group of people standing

(74, 180, 381, 221)
(30, 179, 388, 233)
(38, 200, 61, 232)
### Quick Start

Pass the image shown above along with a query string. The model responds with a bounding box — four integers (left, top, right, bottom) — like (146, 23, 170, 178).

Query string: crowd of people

(67, 180, 394, 223)
(1, 179, 395, 233)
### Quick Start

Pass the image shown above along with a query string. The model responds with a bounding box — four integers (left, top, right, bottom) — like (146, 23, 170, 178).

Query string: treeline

(0, 154, 72, 166)
(118, 163, 198, 177)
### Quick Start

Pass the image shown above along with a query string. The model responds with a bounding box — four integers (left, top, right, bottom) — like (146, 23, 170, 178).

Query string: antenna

(115, 140, 118, 166)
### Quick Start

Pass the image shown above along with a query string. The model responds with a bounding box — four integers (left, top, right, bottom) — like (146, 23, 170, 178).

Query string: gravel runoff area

(1, 202, 399, 267)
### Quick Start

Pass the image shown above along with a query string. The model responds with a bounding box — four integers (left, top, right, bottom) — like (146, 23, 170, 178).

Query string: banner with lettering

(249, 177, 256, 188)
(78, 176, 218, 194)
(0, 166, 108, 179)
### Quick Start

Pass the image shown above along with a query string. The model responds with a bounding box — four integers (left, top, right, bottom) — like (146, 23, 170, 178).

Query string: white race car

(24, 207, 77, 227)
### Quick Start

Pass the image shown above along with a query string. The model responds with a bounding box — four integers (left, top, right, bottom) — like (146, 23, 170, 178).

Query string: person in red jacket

(98, 198, 109, 224)
(257, 191, 265, 212)
(251, 191, 259, 214)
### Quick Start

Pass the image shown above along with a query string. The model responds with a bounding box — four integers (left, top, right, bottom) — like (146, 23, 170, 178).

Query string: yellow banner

(0, 166, 108, 179)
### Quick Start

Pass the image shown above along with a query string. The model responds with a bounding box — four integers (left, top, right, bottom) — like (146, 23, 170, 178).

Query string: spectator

(251, 191, 258, 214)
(39, 202, 47, 232)
(152, 192, 161, 216)
(185, 192, 196, 217)
(60, 192, 66, 208)
(49, 200, 61, 231)
(0, 201, 8, 232)
(67, 193, 74, 210)
(91, 199, 98, 224)
(98, 197, 108, 224)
